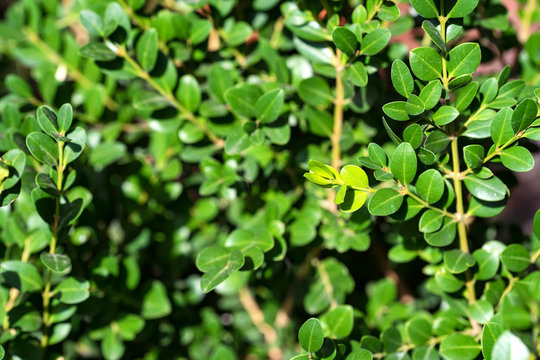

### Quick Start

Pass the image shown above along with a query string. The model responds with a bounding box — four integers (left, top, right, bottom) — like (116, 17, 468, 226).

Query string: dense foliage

(0, 0, 539, 359)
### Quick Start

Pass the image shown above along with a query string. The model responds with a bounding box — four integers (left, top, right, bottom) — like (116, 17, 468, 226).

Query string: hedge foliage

(0, 0, 539, 359)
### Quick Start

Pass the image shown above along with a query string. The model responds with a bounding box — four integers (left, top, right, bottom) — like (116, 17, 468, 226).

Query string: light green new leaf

(368, 188, 404, 216)
(500, 146, 534, 172)
(410, 47, 442, 81)
(391, 59, 414, 98)
(416, 169, 444, 204)
(390, 142, 417, 185)
(440, 334, 481, 360)
(332, 27, 358, 56)
(360, 28, 391, 56)
(255, 89, 284, 124)
(448, 43, 481, 78)
(136, 28, 159, 71)
(298, 318, 324, 353)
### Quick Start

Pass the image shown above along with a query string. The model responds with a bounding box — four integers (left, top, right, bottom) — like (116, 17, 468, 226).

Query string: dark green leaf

(332, 27, 358, 56)
(448, 43, 481, 78)
(40, 253, 71, 273)
(26, 132, 58, 166)
(500, 146, 534, 172)
(255, 89, 284, 124)
(463, 175, 507, 202)
(136, 28, 159, 71)
(390, 142, 417, 185)
(410, 47, 442, 81)
(419, 80, 443, 110)
(391, 59, 414, 98)
(368, 188, 404, 216)
(360, 28, 391, 56)
(463, 144, 484, 169)
(432, 106, 459, 126)
(422, 20, 446, 51)
(298, 77, 333, 107)
(416, 169, 444, 204)
(501, 244, 530, 272)
(298, 318, 324, 353)
(511, 98, 537, 133)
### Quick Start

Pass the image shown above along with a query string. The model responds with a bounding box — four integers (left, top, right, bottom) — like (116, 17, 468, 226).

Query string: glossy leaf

(136, 28, 159, 71)
(416, 169, 444, 204)
(419, 80, 443, 110)
(332, 27, 358, 56)
(255, 89, 284, 124)
(390, 142, 417, 185)
(391, 59, 414, 98)
(500, 146, 534, 172)
(360, 28, 391, 56)
(298, 318, 324, 353)
(410, 47, 442, 81)
(368, 188, 404, 216)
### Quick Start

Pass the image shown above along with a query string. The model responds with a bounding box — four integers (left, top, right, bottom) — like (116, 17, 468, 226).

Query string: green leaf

(80, 10, 103, 36)
(501, 244, 530, 272)
(102, 328, 124, 360)
(368, 188, 404, 216)
(469, 300, 494, 324)
(320, 305, 354, 339)
(40, 253, 72, 273)
(419, 80, 443, 110)
(534, 209, 540, 240)
(382, 101, 409, 121)
(177, 75, 201, 112)
(410, 47, 442, 81)
(37, 106, 59, 137)
(340, 165, 369, 189)
(500, 146, 534, 172)
(345, 349, 373, 360)
(448, 43, 481, 78)
(440, 334, 481, 360)
(406, 94, 425, 116)
(368, 143, 387, 167)
(0, 261, 43, 292)
(53, 277, 90, 304)
(455, 81, 479, 112)
(391, 59, 414, 98)
(80, 42, 117, 61)
(422, 20, 446, 51)
(255, 89, 284, 124)
(490, 107, 514, 146)
(403, 124, 423, 149)
(390, 142, 417, 185)
(142, 281, 171, 319)
(332, 27, 358, 56)
(225, 84, 261, 118)
(433, 105, 459, 126)
(298, 318, 324, 353)
(383, 117, 403, 144)
(416, 169, 444, 204)
(480, 78, 499, 104)
(5, 74, 33, 98)
(511, 98, 537, 133)
(345, 62, 368, 87)
(409, 0, 439, 18)
(136, 28, 159, 71)
(463, 175, 507, 202)
(448, 74, 473, 90)
(424, 217, 456, 247)
(63, 127, 87, 166)
(481, 322, 506, 360)
(308, 160, 341, 182)
(447, 0, 479, 17)
(298, 77, 333, 107)
(360, 28, 391, 56)
(196, 246, 232, 272)
(463, 144, 484, 169)
(339, 188, 368, 213)
(25, 132, 58, 166)
(498, 80, 525, 99)
(378, 1, 400, 21)
(57, 103, 73, 133)
(419, 209, 444, 233)
(491, 332, 528, 360)
(444, 249, 476, 273)
(406, 317, 432, 345)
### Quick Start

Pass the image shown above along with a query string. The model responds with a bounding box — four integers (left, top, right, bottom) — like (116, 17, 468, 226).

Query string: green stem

(451, 138, 476, 305)
(114, 45, 224, 148)
(41, 142, 65, 349)
(402, 187, 456, 220)
(438, 4, 449, 90)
